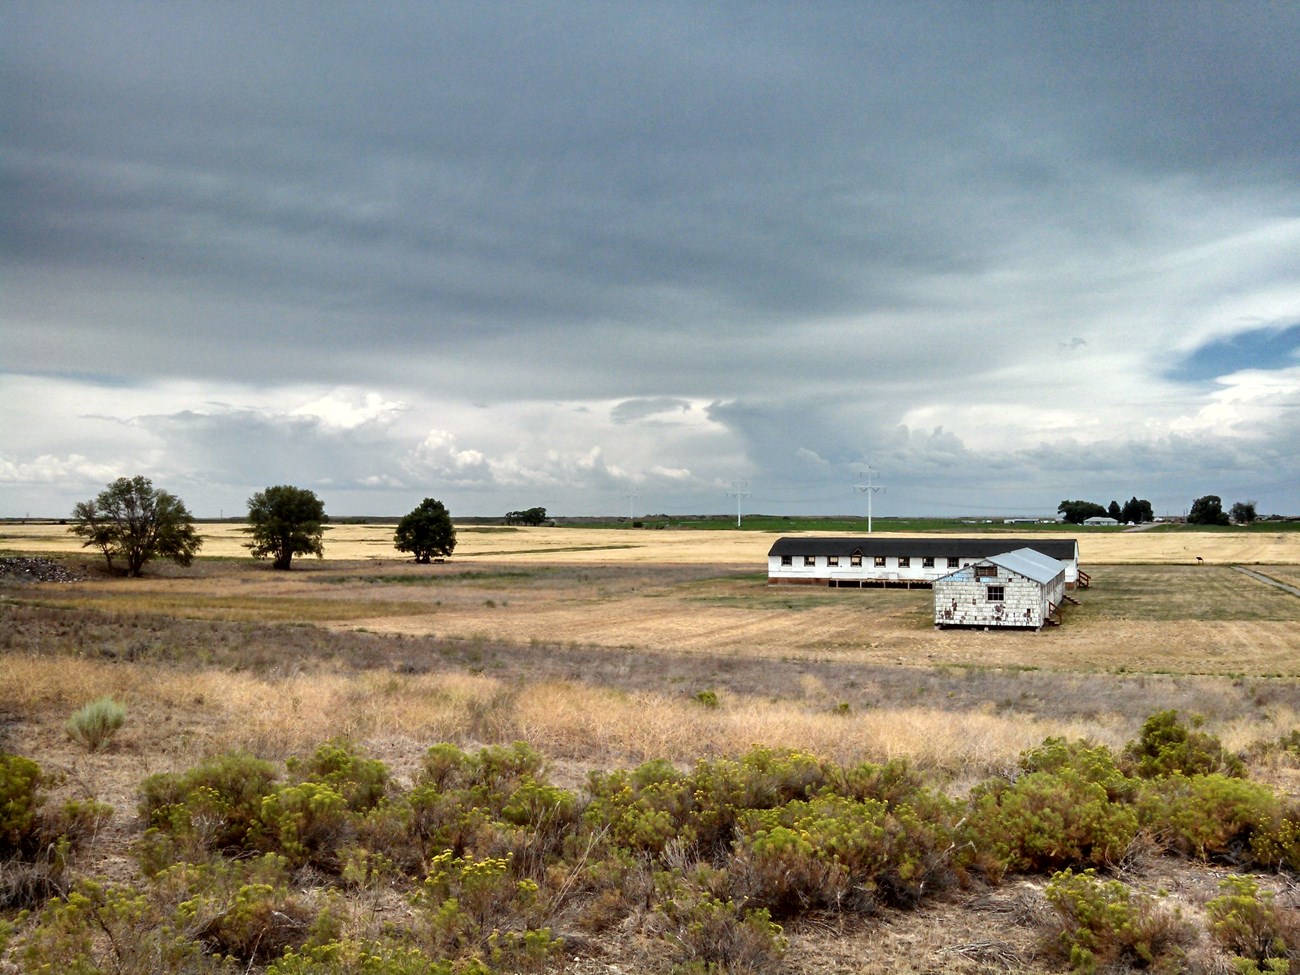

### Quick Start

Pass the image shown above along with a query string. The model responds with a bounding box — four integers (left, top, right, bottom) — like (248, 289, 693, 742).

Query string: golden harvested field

(5, 520, 1300, 564)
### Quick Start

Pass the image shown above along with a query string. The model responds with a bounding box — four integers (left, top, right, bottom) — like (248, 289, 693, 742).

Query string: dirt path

(1234, 565, 1300, 598)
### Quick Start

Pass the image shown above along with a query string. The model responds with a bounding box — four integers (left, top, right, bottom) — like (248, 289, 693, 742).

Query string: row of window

(779, 555, 962, 569)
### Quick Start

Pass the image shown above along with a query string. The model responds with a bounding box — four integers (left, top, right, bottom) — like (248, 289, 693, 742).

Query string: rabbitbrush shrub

(409, 850, 561, 971)
(1, 753, 112, 908)
(966, 768, 1138, 878)
(1207, 875, 1300, 967)
(732, 792, 959, 915)
(1123, 709, 1245, 779)
(1137, 774, 1280, 862)
(0, 753, 44, 858)
(65, 697, 127, 752)
(268, 940, 466, 975)
(655, 882, 787, 975)
(138, 751, 279, 865)
(286, 738, 391, 813)
(1042, 868, 1193, 973)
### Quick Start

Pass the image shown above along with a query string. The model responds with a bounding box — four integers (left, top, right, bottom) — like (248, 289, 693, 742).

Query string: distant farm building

(766, 537, 1086, 589)
(934, 547, 1070, 630)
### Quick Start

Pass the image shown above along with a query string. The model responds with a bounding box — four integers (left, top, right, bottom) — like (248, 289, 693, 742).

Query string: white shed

(933, 547, 1068, 630)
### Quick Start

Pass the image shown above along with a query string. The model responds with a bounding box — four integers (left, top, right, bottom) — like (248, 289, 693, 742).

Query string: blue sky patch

(1168, 323, 1300, 382)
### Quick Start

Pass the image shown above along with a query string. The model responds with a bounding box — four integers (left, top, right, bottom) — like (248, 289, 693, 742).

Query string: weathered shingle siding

(933, 561, 1066, 629)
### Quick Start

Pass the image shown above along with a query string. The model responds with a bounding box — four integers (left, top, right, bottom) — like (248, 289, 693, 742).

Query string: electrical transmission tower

(727, 481, 751, 528)
(855, 468, 884, 532)
(623, 492, 640, 521)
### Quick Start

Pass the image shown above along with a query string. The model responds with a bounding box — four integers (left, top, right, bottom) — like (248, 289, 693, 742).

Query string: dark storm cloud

(3, 2, 1299, 515)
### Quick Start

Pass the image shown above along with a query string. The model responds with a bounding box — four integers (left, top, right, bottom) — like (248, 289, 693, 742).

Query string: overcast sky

(3, 2, 1298, 520)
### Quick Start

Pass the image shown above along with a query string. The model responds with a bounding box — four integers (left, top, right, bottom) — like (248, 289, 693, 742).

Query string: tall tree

(1057, 500, 1109, 525)
(1107, 500, 1123, 523)
(244, 485, 327, 570)
(1230, 500, 1258, 525)
(395, 497, 457, 563)
(1187, 495, 1230, 526)
(1112, 496, 1154, 527)
(69, 475, 202, 576)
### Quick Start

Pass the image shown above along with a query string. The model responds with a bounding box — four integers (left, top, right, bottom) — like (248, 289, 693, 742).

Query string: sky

(3, 2, 1299, 520)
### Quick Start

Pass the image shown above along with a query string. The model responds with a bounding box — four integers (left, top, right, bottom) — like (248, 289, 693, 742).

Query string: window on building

(850, 554, 863, 567)
(899, 557, 911, 568)
(827, 556, 839, 567)
(975, 565, 998, 580)
(874, 556, 886, 567)
(922, 557, 935, 568)
(780, 555, 792, 566)
(947, 557, 960, 568)
(804, 556, 816, 566)
(987, 585, 1005, 602)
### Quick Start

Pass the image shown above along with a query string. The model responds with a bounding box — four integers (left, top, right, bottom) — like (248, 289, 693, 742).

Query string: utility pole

(855, 468, 884, 533)
(623, 493, 640, 521)
(727, 481, 750, 528)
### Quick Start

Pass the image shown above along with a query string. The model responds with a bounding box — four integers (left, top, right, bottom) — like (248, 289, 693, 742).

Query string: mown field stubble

(4, 524, 1300, 973)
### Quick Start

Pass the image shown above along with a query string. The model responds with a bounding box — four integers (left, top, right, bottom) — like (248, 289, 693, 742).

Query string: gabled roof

(985, 547, 1066, 585)
(767, 536, 1078, 562)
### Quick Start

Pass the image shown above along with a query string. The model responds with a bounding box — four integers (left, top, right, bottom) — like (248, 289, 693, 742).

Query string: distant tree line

(1056, 494, 1259, 526)
(1057, 497, 1154, 525)
(504, 506, 550, 526)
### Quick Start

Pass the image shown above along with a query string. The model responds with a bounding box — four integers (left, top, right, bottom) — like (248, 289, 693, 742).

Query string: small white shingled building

(933, 547, 1069, 630)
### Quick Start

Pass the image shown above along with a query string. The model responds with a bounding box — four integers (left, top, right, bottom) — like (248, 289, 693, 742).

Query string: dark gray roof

(767, 536, 1079, 562)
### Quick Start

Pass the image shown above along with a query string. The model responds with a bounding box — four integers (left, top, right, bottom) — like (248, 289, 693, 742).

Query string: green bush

(1207, 875, 1300, 966)
(152, 853, 325, 964)
(1137, 774, 1279, 861)
(966, 768, 1138, 878)
(1019, 738, 1136, 801)
(65, 697, 127, 752)
(0, 753, 45, 858)
(1251, 814, 1300, 873)
(585, 748, 832, 862)
(0, 754, 112, 908)
(732, 793, 957, 914)
(410, 850, 560, 971)
(657, 886, 787, 975)
(1123, 709, 1245, 779)
(19, 878, 202, 975)
(258, 782, 353, 870)
(1042, 868, 1192, 973)
(287, 739, 390, 813)
(269, 940, 468, 974)
(139, 751, 279, 860)
(694, 690, 720, 709)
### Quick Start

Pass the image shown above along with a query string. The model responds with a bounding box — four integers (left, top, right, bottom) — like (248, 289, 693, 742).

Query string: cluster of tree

(1189, 495, 1257, 526)
(1057, 497, 1154, 525)
(504, 506, 549, 526)
(70, 477, 457, 575)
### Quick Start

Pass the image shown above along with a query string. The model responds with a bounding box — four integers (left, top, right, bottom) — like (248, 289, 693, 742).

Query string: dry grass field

(5, 519, 1300, 564)
(4, 524, 1300, 973)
